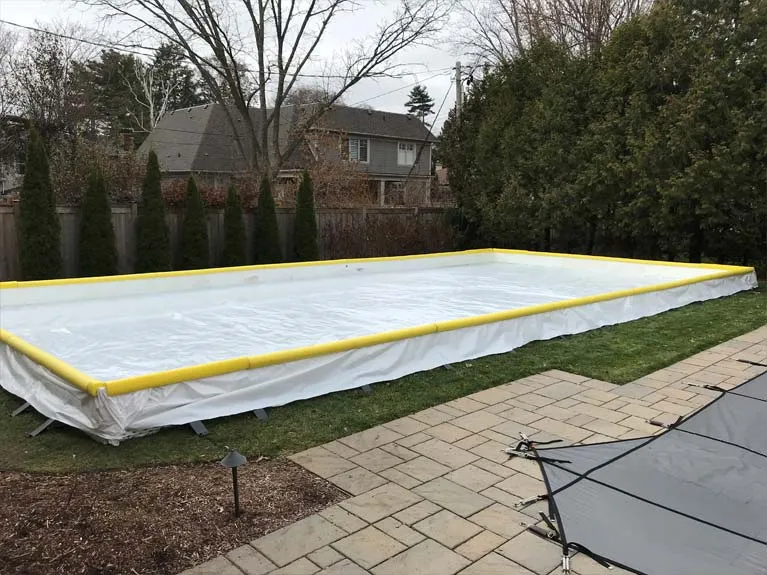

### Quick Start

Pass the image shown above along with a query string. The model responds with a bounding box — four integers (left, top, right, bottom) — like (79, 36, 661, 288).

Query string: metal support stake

(12, 402, 30, 417)
(189, 421, 209, 436)
(27, 418, 55, 437)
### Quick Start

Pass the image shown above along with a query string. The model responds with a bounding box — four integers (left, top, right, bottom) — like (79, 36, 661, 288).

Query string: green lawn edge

(2, 284, 764, 473)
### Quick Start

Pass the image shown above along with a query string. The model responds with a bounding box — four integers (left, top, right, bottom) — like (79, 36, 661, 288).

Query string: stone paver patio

(181, 326, 767, 575)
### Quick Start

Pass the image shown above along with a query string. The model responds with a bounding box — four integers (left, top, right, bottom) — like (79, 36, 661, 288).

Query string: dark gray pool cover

(532, 370, 767, 575)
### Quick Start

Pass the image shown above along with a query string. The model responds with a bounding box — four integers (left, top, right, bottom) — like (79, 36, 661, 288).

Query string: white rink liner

(0, 250, 757, 444)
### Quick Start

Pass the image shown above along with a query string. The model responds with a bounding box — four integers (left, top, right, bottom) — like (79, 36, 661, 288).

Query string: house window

(349, 138, 369, 162)
(398, 142, 416, 166)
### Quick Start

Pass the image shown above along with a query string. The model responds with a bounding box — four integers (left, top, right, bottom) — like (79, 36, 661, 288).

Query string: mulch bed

(0, 458, 347, 575)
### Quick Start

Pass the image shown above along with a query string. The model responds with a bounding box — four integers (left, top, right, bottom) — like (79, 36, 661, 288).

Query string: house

(137, 103, 437, 206)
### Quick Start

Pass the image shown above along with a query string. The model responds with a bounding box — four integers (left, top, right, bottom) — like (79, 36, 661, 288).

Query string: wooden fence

(0, 204, 455, 281)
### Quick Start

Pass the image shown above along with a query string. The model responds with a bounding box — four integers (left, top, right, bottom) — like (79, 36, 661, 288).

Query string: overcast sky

(0, 0, 466, 133)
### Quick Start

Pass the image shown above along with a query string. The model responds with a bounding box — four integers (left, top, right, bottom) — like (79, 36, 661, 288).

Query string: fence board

(0, 204, 453, 281)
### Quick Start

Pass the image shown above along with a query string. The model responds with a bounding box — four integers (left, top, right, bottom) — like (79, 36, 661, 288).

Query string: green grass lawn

(2, 285, 765, 473)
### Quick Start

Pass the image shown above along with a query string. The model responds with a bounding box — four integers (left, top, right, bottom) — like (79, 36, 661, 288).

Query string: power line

(0, 18, 453, 82)
(350, 71, 448, 106)
(0, 19, 155, 57)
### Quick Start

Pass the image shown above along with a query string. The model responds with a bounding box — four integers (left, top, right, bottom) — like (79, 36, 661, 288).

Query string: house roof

(138, 102, 436, 174)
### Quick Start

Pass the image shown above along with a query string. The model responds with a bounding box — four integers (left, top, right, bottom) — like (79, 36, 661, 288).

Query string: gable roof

(138, 102, 436, 174)
(311, 105, 437, 141)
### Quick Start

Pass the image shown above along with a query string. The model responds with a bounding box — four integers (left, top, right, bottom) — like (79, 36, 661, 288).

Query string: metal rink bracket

(253, 408, 268, 421)
(189, 420, 209, 436)
(27, 418, 55, 437)
(12, 402, 30, 417)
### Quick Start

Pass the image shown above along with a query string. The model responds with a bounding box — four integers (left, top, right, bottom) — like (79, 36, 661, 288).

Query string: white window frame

(397, 141, 417, 166)
(348, 137, 369, 163)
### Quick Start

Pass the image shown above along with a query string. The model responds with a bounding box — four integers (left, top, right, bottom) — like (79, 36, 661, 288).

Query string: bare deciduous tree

(10, 22, 97, 140)
(454, 0, 652, 63)
(79, 0, 451, 178)
(124, 60, 182, 130)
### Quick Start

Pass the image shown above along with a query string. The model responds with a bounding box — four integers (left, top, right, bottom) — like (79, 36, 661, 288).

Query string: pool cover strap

(529, 370, 767, 575)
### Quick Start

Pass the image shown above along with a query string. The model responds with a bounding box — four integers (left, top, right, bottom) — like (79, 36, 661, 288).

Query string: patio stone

(252, 515, 346, 567)
(473, 457, 516, 478)
(180, 556, 243, 575)
(455, 530, 506, 561)
(468, 502, 529, 538)
(350, 448, 404, 473)
(426, 422, 473, 443)
(454, 434, 490, 451)
(497, 530, 562, 575)
(529, 418, 591, 443)
(496, 407, 543, 425)
(226, 545, 275, 574)
(470, 439, 510, 464)
(619, 416, 660, 434)
(435, 404, 467, 418)
(495, 473, 544, 499)
(324, 441, 361, 459)
(650, 400, 695, 417)
(392, 500, 442, 525)
(340, 483, 422, 523)
(504, 455, 543, 479)
(467, 387, 516, 405)
(489, 420, 538, 439)
(480, 486, 529, 509)
(318, 559, 370, 575)
(382, 416, 430, 436)
(396, 432, 433, 448)
(339, 426, 404, 453)
(445, 464, 503, 492)
(414, 477, 493, 517)
(378, 467, 422, 489)
(329, 467, 387, 495)
(393, 456, 450, 482)
(371, 539, 470, 575)
(534, 404, 574, 421)
(332, 526, 406, 569)
(536, 381, 584, 400)
(542, 370, 589, 384)
(411, 408, 454, 426)
(612, 383, 655, 399)
(618, 403, 661, 420)
(270, 558, 320, 574)
(319, 505, 368, 534)
(452, 411, 507, 433)
(413, 509, 483, 548)
(308, 547, 345, 568)
(458, 552, 537, 575)
(374, 516, 426, 546)
(564, 413, 595, 427)
(571, 403, 630, 424)
(513, 393, 556, 408)
(446, 397, 487, 413)
(379, 443, 418, 461)
(290, 446, 358, 479)
(411, 438, 478, 469)
(581, 419, 631, 438)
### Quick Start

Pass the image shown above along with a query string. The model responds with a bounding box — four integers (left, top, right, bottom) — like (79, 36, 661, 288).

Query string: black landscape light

(220, 447, 247, 517)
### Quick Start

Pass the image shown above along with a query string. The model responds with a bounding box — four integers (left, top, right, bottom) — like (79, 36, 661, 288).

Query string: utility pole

(454, 61, 463, 121)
